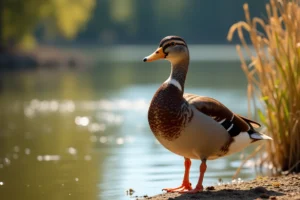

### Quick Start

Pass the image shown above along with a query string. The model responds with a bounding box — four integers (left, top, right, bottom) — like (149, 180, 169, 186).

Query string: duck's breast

(155, 105, 230, 160)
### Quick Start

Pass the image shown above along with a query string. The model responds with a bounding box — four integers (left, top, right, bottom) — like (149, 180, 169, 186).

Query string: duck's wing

(236, 115, 261, 128)
(184, 93, 256, 137)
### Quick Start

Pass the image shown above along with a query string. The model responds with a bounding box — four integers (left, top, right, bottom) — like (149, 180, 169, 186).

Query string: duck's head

(143, 36, 189, 65)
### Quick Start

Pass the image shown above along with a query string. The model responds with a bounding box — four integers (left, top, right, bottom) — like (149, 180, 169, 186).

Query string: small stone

(271, 182, 280, 187)
(260, 193, 270, 198)
(269, 196, 277, 200)
(254, 186, 268, 193)
(129, 188, 134, 192)
(126, 188, 135, 196)
(206, 186, 215, 190)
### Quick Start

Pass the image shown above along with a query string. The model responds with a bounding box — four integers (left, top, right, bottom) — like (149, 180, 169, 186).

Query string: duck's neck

(168, 59, 189, 94)
(148, 57, 192, 141)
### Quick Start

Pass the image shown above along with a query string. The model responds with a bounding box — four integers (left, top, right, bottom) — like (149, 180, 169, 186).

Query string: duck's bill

(143, 47, 165, 62)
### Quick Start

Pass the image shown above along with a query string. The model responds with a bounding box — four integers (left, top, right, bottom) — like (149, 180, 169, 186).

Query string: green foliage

(2, 0, 95, 49)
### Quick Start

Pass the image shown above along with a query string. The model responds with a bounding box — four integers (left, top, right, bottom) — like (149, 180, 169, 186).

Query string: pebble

(206, 186, 215, 190)
(254, 186, 268, 193)
(271, 182, 280, 187)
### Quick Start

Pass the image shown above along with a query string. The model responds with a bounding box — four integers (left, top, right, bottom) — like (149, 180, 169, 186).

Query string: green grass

(228, 0, 300, 173)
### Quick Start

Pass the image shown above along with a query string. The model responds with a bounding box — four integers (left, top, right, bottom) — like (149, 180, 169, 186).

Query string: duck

(143, 36, 272, 193)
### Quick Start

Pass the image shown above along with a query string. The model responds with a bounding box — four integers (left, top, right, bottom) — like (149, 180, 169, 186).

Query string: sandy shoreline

(137, 174, 300, 200)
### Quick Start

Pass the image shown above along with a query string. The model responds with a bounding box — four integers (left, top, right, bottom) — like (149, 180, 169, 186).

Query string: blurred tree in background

(1, 0, 95, 50)
(0, 0, 269, 50)
(78, 0, 268, 45)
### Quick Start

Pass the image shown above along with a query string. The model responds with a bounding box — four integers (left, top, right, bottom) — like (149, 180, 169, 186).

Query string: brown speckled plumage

(148, 83, 193, 141)
(220, 137, 235, 154)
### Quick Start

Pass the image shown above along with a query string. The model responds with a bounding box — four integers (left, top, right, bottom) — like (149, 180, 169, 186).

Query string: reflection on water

(0, 61, 257, 200)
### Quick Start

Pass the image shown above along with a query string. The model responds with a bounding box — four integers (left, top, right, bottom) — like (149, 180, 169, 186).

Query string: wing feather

(236, 115, 261, 128)
(184, 94, 260, 137)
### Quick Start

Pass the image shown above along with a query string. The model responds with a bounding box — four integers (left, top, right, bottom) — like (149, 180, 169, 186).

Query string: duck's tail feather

(250, 132, 273, 140)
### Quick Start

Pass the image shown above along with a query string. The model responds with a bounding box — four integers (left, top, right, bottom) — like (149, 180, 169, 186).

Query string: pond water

(0, 60, 259, 200)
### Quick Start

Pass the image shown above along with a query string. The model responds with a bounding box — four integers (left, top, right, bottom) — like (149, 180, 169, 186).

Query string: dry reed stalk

(228, 0, 300, 173)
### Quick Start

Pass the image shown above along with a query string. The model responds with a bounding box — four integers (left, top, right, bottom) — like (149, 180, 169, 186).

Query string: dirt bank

(138, 174, 300, 200)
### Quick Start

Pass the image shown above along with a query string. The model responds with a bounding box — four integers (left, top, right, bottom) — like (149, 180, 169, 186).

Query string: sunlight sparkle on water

(99, 136, 108, 143)
(44, 155, 51, 161)
(4, 158, 10, 165)
(23, 99, 148, 120)
(116, 137, 124, 145)
(68, 147, 77, 155)
(37, 155, 43, 161)
(25, 148, 31, 155)
(75, 116, 90, 126)
(83, 99, 148, 111)
(88, 123, 106, 132)
(24, 99, 75, 117)
(37, 155, 61, 161)
(49, 100, 59, 111)
(98, 112, 123, 125)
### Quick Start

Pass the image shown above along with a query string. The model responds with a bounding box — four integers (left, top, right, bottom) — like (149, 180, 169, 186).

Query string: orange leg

(181, 159, 207, 193)
(163, 157, 192, 192)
